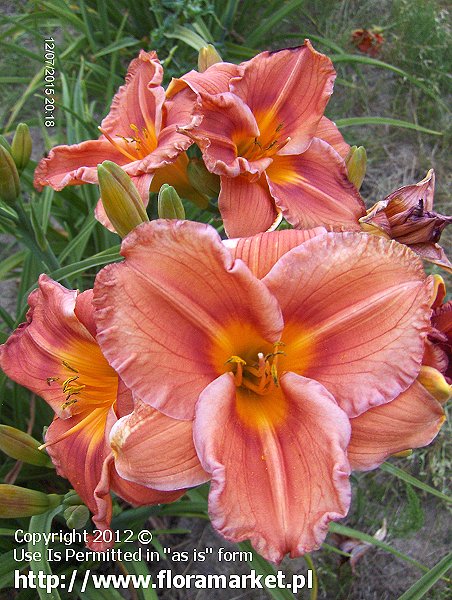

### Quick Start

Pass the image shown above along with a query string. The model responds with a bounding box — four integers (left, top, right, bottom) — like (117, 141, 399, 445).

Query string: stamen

(62, 360, 78, 373)
(98, 127, 139, 162)
(226, 343, 285, 395)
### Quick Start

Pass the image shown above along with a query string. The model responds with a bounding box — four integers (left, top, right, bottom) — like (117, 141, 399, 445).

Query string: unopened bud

(345, 145, 367, 190)
(0, 135, 12, 153)
(418, 366, 451, 404)
(63, 490, 83, 506)
(98, 161, 149, 237)
(0, 484, 62, 518)
(158, 184, 185, 219)
(198, 44, 222, 72)
(0, 145, 20, 204)
(0, 425, 53, 467)
(64, 504, 90, 529)
(11, 123, 32, 171)
(187, 158, 220, 198)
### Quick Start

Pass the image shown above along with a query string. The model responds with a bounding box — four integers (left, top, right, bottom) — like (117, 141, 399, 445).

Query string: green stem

(304, 554, 318, 600)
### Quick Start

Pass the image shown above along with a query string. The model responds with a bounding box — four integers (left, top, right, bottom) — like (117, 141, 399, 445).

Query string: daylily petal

(408, 242, 452, 273)
(263, 233, 433, 416)
(33, 139, 128, 191)
(179, 92, 270, 177)
(100, 50, 164, 139)
(383, 169, 435, 214)
(348, 381, 445, 471)
(45, 408, 110, 522)
(219, 174, 279, 238)
(223, 227, 327, 279)
(194, 372, 351, 563)
(230, 41, 336, 155)
(315, 116, 350, 158)
(0, 275, 117, 418)
(110, 399, 209, 491)
(94, 220, 283, 420)
(166, 62, 239, 97)
(266, 138, 365, 231)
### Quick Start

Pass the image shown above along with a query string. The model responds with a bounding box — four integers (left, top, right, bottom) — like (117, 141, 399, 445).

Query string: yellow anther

(62, 360, 78, 373)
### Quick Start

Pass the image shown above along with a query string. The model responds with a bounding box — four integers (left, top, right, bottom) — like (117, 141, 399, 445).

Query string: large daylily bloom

(94, 220, 434, 562)
(0, 275, 201, 547)
(34, 51, 205, 230)
(172, 40, 365, 237)
(360, 170, 452, 271)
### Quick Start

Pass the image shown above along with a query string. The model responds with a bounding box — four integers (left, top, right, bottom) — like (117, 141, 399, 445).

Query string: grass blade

(246, 0, 305, 47)
(397, 552, 452, 600)
(335, 117, 442, 135)
(380, 462, 451, 503)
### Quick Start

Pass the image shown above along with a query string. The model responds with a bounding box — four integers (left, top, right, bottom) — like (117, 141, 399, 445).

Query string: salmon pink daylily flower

(93, 220, 438, 562)
(0, 275, 207, 547)
(34, 51, 205, 230)
(171, 40, 365, 237)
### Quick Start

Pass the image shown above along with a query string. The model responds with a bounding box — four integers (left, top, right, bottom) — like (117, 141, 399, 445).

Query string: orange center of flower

(99, 122, 157, 162)
(226, 342, 285, 396)
(236, 122, 290, 162)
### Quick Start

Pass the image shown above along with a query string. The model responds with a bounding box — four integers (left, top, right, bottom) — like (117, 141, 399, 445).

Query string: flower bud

(392, 449, 413, 458)
(0, 145, 20, 204)
(187, 158, 220, 198)
(97, 161, 149, 237)
(11, 123, 32, 171)
(417, 366, 451, 404)
(158, 184, 185, 219)
(0, 135, 12, 153)
(198, 44, 222, 72)
(0, 484, 62, 518)
(64, 504, 90, 529)
(63, 490, 83, 506)
(345, 145, 367, 190)
(0, 425, 54, 468)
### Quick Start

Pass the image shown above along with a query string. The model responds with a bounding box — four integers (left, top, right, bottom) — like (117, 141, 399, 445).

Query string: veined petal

(100, 50, 164, 139)
(230, 41, 336, 155)
(266, 139, 365, 231)
(219, 174, 279, 238)
(33, 139, 129, 192)
(263, 233, 433, 417)
(166, 62, 239, 97)
(383, 169, 435, 214)
(45, 407, 111, 521)
(0, 275, 117, 418)
(348, 381, 445, 471)
(94, 220, 283, 420)
(180, 92, 267, 177)
(224, 228, 327, 279)
(315, 117, 350, 158)
(110, 399, 209, 490)
(194, 372, 351, 563)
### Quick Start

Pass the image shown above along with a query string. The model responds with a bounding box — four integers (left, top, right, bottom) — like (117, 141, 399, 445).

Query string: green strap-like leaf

(28, 505, 63, 600)
(397, 552, 452, 600)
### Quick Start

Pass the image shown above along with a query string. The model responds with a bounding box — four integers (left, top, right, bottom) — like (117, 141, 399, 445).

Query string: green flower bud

(11, 123, 32, 171)
(158, 184, 185, 220)
(0, 485, 62, 518)
(0, 145, 20, 204)
(345, 145, 367, 190)
(64, 504, 90, 529)
(97, 161, 149, 237)
(187, 158, 220, 198)
(198, 44, 222, 72)
(63, 490, 83, 506)
(0, 425, 53, 468)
